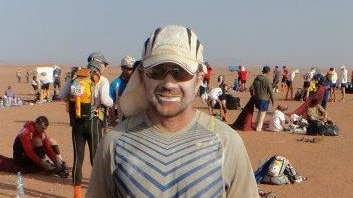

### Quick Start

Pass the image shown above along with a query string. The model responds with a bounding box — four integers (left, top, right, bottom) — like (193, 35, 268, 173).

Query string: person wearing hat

(87, 25, 258, 198)
(58, 52, 113, 198)
(109, 55, 136, 127)
(249, 66, 275, 131)
(269, 104, 290, 132)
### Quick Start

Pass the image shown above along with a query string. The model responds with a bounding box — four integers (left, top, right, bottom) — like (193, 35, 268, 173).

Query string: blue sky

(1, 0, 353, 67)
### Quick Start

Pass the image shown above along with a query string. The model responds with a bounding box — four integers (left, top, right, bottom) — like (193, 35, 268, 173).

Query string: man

(38, 72, 50, 102)
(280, 65, 289, 92)
(58, 52, 113, 198)
(86, 25, 258, 198)
(326, 67, 337, 102)
(238, 65, 248, 92)
(303, 67, 317, 101)
(16, 68, 22, 83)
(26, 69, 30, 83)
(13, 116, 69, 177)
(207, 87, 227, 121)
(109, 55, 136, 127)
(285, 69, 299, 100)
(272, 65, 281, 93)
(203, 62, 212, 89)
(52, 65, 62, 99)
(339, 65, 348, 101)
(250, 66, 274, 131)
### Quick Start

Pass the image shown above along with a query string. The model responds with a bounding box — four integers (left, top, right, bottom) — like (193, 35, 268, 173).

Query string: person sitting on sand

(12, 116, 69, 177)
(268, 104, 290, 132)
(306, 97, 328, 123)
(4, 86, 15, 98)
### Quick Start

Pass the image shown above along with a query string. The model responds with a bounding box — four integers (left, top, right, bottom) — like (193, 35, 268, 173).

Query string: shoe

(53, 161, 70, 178)
(54, 169, 69, 178)
(74, 185, 82, 198)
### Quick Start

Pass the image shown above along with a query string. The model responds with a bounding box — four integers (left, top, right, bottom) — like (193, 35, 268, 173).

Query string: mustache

(154, 86, 183, 96)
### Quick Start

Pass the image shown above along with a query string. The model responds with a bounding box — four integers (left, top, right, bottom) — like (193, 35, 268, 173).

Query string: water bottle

(16, 172, 25, 198)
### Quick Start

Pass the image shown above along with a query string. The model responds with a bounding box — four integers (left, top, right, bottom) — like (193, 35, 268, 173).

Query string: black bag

(294, 88, 303, 101)
(307, 120, 339, 136)
(225, 94, 241, 110)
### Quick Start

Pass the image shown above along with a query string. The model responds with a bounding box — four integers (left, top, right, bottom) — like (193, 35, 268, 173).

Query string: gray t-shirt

(86, 110, 259, 198)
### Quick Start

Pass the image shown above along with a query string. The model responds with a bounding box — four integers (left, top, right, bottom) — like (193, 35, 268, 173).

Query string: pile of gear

(255, 155, 306, 185)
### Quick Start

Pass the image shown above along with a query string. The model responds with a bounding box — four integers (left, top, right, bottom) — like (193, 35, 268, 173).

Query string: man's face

(141, 63, 202, 117)
(99, 63, 107, 73)
(35, 122, 48, 134)
(121, 66, 134, 80)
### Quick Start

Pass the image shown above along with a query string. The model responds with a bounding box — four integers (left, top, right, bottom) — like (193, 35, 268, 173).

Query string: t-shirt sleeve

(215, 122, 259, 198)
(100, 77, 114, 108)
(86, 132, 118, 197)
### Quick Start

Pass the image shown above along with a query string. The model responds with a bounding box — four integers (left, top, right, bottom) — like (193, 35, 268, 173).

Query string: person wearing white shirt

(269, 104, 289, 132)
(207, 87, 227, 121)
(339, 65, 348, 101)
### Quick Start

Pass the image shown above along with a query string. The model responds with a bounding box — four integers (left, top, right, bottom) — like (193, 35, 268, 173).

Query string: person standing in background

(58, 52, 113, 198)
(16, 68, 22, 83)
(26, 69, 30, 83)
(285, 69, 299, 100)
(238, 65, 248, 92)
(52, 65, 62, 99)
(272, 65, 281, 93)
(280, 65, 289, 92)
(203, 62, 212, 89)
(109, 55, 136, 127)
(339, 65, 348, 101)
(327, 67, 337, 102)
(250, 66, 274, 131)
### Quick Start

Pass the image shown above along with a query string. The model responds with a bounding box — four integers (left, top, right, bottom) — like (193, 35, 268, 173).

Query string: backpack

(68, 68, 96, 119)
(267, 155, 289, 177)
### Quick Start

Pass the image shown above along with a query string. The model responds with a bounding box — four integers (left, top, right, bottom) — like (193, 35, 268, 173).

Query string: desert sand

(0, 64, 352, 198)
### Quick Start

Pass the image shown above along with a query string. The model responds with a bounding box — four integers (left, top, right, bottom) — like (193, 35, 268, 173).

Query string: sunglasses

(144, 64, 195, 82)
(122, 66, 134, 71)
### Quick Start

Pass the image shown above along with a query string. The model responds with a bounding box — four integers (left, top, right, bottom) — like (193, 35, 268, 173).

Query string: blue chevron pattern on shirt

(113, 123, 224, 198)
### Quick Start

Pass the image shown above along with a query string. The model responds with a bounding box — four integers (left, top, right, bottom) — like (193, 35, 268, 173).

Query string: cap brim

(142, 54, 200, 75)
(119, 71, 148, 117)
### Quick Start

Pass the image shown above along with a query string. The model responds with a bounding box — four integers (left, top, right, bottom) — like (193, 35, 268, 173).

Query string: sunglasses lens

(146, 66, 168, 80)
(122, 66, 133, 70)
(145, 65, 193, 81)
(171, 67, 193, 81)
